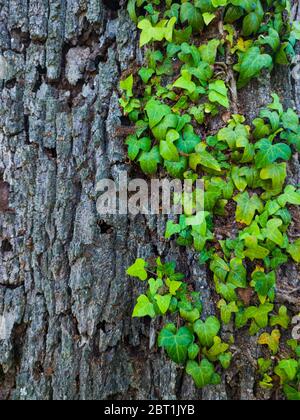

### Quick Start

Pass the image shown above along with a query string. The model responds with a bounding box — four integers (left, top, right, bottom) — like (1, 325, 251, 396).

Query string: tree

(0, 0, 299, 400)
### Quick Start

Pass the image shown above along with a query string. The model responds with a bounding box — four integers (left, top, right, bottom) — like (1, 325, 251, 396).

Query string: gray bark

(0, 0, 299, 400)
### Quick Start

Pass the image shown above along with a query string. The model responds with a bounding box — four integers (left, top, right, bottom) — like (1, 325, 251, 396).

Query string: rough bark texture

(0, 0, 299, 401)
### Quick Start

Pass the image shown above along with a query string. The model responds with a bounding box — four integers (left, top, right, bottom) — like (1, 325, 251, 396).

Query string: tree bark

(0, 0, 299, 400)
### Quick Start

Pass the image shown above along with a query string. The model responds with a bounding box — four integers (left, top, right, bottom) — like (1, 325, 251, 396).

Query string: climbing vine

(120, 0, 300, 399)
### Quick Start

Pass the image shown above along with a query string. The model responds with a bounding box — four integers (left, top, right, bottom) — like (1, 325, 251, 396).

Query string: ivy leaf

(243, 12, 261, 36)
(188, 343, 200, 360)
(218, 119, 249, 149)
(194, 316, 221, 348)
(138, 67, 155, 83)
(211, 0, 227, 7)
(270, 306, 290, 329)
(176, 125, 201, 154)
(263, 218, 284, 247)
(138, 17, 176, 47)
(259, 28, 280, 52)
(127, 0, 137, 23)
(218, 299, 238, 325)
(227, 258, 247, 288)
(204, 336, 229, 361)
(258, 358, 273, 374)
(180, 307, 201, 323)
(160, 140, 180, 162)
(219, 353, 232, 370)
(155, 294, 172, 314)
(234, 192, 264, 225)
(245, 303, 274, 329)
(148, 278, 163, 296)
(255, 139, 291, 169)
(120, 74, 134, 97)
(260, 163, 287, 191)
(173, 69, 196, 94)
(258, 329, 281, 355)
(277, 185, 300, 207)
(203, 12, 216, 26)
(244, 243, 270, 261)
(210, 255, 230, 282)
(259, 374, 274, 390)
(138, 146, 162, 174)
(165, 156, 188, 178)
(282, 108, 299, 133)
(166, 278, 182, 295)
(165, 220, 182, 239)
(189, 143, 221, 172)
(133, 295, 156, 318)
(199, 39, 220, 64)
(180, 2, 204, 31)
(186, 359, 220, 389)
(251, 270, 276, 304)
(237, 47, 273, 88)
(127, 258, 148, 281)
(287, 239, 300, 263)
(145, 99, 171, 129)
(126, 135, 151, 160)
(208, 80, 230, 109)
(158, 325, 194, 364)
(284, 385, 300, 401)
(275, 359, 299, 382)
(152, 114, 179, 140)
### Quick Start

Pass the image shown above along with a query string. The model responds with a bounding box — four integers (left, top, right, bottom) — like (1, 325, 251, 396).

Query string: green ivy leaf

(160, 140, 180, 161)
(158, 325, 194, 364)
(282, 109, 299, 133)
(218, 300, 238, 325)
(243, 12, 261, 36)
(138, 67, 155, 83)
(194, 316, 221, 348)
(138, 146, 162, 174)
(204, 336, 229, 361)
(255, 139, 291, 169)
(234, 192, 264, 225)
(188, 343, 200, 360)
(199, 39, 220, 64)
(120, 74, 134, 97)
(219, 352, 232, 370)
(251, 270, 276, 304)
(258, 330, 281, 355)
(148, 278, 163, 296)
(270, 306, 290, 329)
(208, 80, 230, 109)
(263, 218, 284, 247)
(245, 303, 274, 329)
(133, 295, 156, 318)
(237, 47, 273, 88)
(284, 385, 300, 401)
(189, 143, 221, 172)
(277, 185, 300, 207)
(186, 359, 221, 389)
(287, 239, 300, 263)
(275, 359, 299, 382)
(127, 258, 148, 281)
(260, 163, 287, 191)
(126, 135, 151, 160)
(155, 294, 172, 314)
(145, 99, 171, 129)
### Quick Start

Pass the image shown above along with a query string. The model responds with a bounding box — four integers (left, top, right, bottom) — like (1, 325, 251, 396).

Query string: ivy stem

(218, 20, 239, 114)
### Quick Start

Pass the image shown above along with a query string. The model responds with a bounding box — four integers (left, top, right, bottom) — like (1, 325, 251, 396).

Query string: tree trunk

(0, 0, 299, 400)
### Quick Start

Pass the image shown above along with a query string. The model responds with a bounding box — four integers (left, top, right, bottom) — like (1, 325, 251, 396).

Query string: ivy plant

(122, 0, 300, 400)
(127, 258, 232, 388)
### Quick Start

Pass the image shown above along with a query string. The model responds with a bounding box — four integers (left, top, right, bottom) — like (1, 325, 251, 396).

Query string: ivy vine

(120, 0, 300, 400)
